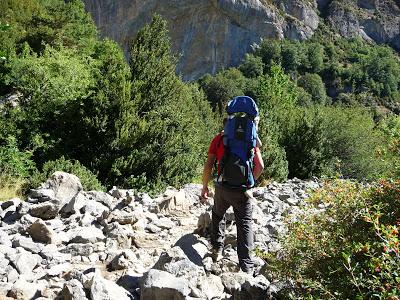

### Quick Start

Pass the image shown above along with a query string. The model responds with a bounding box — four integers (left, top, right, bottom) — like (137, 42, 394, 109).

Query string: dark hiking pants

(211, 184, 254, 272)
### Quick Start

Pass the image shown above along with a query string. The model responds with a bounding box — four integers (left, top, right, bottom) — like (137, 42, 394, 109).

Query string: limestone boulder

(67, 227, 105, 244)
(7, 278, 45, 299)
(31, 172, 82, 205)
(157, 189, 190, 216)
(141, 269, 191, 300)
(29, 201, 60, 220)
(89, 271, 132, 300)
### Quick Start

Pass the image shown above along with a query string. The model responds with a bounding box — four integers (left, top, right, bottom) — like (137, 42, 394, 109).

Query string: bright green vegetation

(0, 0, 216, 197)
(268, 179, 400, 299)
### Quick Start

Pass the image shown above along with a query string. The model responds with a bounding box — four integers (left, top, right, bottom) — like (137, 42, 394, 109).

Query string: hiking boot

(211, 248, 223, 262)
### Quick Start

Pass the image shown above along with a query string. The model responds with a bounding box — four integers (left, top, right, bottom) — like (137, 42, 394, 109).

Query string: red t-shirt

(208, 133, 225, 165)
(208, 132, 260, 175)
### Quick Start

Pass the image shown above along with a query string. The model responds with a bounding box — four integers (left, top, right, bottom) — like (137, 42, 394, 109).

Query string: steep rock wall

(83, 0, 319, 80)
(83, 0, 399, 80)
(327, 0, 400, 51)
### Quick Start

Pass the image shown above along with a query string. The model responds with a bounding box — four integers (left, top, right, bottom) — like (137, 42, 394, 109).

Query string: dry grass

(0, 176, 26, 201)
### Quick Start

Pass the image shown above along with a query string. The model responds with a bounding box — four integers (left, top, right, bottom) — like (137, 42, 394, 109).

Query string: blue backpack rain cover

(220, 96, 259, 189)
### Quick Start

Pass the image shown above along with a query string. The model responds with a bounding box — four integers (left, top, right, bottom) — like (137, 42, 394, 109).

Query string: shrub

(199, 68, 246, 113)
(376, 115, 400, 179)
(255, 39, 281, 71)
(320, 106, 385, 180)
(30, 156, 104, 191)
(297, 73, 328, 105)
(270, 180, 400, 299)
(259, 128, 289, 182)
(0, 135, 36, 200)
(281, 41, 302, 73)
(0, 135, 35, 178)
(239, 54, 264, 78)
(283, 108, 332, 179)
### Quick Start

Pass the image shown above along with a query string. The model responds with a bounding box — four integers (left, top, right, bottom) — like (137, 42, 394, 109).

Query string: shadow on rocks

(117, 274, 141, 297)
(173, 234, 204, 267)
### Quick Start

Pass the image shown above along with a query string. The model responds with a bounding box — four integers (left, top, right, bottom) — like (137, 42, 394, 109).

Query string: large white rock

(157, 189, 190, 216)
(7, 248, 41, 276)
(68, 227, 105, 244)
(141, 269, 191, 300)
(198, 274, 224, 300)
(33, 172, 82, 205)
(12, 235, 44, 254)
(7, 278, 45, 299)
(90, 271, 131, 300)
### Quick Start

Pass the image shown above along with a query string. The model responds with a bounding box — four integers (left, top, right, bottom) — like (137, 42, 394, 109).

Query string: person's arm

(253, 147, 264, 180)
(201, 153, 216, 199)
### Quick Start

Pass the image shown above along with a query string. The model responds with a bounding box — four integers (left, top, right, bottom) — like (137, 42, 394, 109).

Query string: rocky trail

(0, 172, 322, 299)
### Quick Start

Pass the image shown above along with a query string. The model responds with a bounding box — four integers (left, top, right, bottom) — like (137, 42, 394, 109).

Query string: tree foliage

(113, 15, 216, 193)
(199, 68, 246, 114)
(1, 3, 216, 195)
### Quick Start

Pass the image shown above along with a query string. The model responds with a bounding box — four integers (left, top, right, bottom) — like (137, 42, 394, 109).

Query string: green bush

(297, 73, 328, 105)
(258, 128, 288, 182)
(320, 106, 384, 180)
(376, 116, 400, 180)
(30, 156, 104, 191)
(0, 135, 36, 199)
(282, 105, 386, 180)
(283, 109, 332, 179)
(239, 54, 264, 78)
(0, 136, 35, 178)
(199, 68, 246, 113)
(270, 180, 400, 299)
(305, 42, 324, 73)
(255, 39, 281, 71)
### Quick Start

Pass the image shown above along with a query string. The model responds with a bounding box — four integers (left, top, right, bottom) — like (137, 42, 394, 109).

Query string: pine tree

(113, 14, 216, 193)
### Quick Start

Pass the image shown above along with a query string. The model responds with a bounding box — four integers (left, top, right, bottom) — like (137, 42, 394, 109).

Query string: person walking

(201, 96, 264, 274)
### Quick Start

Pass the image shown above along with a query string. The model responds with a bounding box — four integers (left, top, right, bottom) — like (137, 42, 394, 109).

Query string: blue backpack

(219, 96, 259, 189)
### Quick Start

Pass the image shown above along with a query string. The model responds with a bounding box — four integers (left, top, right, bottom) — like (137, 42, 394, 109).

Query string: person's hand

(201, 186, 209, 202)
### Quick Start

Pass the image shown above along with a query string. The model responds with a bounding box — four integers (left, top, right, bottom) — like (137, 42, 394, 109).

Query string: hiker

(201, 96, 264, 274)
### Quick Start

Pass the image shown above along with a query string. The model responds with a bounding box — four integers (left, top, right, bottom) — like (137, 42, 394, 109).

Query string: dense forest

(1, 0, 400, 298)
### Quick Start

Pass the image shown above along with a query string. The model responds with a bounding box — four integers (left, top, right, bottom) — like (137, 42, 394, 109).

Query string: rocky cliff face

(82, 0, 399, 80)
(83, 0, 319, 80)
(327, 0, 400, 51)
